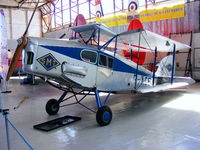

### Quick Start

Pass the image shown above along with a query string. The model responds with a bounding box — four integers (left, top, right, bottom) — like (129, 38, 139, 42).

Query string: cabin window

(108, 57, 113, 69)
(99, 54, 107, 67)
(99, 54, 114, 69)
(27, 52, 34, 65)
(81, 50, 97, 64)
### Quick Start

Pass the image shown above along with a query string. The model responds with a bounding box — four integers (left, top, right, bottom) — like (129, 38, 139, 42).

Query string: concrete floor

(0, 78, 200, 150)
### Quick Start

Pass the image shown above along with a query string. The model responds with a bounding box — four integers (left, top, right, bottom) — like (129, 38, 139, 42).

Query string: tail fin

(156, 55, 175, 76)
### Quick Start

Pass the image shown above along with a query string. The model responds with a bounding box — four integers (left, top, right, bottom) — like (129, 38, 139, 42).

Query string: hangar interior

(0, 0, 200, 150)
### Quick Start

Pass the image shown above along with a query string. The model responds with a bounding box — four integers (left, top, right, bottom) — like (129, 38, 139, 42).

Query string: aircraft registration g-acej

(7, 20, 195, 126)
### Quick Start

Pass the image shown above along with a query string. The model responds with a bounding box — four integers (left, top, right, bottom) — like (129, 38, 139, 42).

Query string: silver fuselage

(23, 37, 156, 93)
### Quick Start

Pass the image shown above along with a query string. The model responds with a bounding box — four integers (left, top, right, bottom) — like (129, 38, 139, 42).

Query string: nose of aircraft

(6, 36, 28, 81)
(6, 0, 39, 81)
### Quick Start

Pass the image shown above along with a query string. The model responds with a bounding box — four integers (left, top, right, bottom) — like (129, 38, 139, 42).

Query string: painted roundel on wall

(128, 1, 139, 11)
(96, 10, 102, 18)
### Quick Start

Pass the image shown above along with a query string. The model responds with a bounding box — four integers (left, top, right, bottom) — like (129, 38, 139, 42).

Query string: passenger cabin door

(96, 53, 114, 91)
(78, 49, 98, 88)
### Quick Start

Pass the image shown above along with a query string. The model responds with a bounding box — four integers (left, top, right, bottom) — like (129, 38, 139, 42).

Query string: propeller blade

(6, 0, 39, 81)
(6, 37, 27, 81)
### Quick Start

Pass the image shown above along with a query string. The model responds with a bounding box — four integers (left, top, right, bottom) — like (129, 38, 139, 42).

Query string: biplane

(6, 8, 195, 126)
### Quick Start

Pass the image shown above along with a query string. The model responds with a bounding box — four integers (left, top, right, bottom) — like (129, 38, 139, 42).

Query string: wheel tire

(45, 99, 60, 115)
(96, 105, 112, 126)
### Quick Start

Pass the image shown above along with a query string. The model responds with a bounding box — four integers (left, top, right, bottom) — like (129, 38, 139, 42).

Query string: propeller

(6, 0, 39, 81)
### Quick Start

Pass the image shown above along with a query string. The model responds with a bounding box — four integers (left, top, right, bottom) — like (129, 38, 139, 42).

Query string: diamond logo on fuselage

(37, 53, 60, 71)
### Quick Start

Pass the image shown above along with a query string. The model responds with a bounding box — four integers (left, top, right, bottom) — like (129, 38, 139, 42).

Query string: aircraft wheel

(45, 99, 60, 115)
(96, 105, 112, 126)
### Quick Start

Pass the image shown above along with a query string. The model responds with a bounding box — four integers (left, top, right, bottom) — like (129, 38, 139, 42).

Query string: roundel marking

(96, 10, 102, 18)
(166, 64, 172, 72)
(128, 1, 138, 11)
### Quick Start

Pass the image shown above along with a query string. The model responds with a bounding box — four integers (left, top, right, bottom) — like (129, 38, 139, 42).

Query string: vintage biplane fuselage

(23, 37, 154, 93)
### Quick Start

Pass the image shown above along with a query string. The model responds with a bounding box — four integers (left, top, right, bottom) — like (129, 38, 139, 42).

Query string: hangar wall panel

(0, 7, 41, 39)
(103, 1, 200, 36)
(0, 0, 18, 7)
(27, 11, 41, 37)
(171, 33, 200, 80)
(11, 9, 26, 39)
(147, 1, 199, 36)
(44, 1, 200, 39)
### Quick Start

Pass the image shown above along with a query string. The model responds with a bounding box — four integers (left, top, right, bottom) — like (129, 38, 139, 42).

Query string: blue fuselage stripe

(40, 45, 150, 76)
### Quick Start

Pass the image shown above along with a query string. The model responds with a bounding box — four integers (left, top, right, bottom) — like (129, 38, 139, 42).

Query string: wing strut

(134, 31, 142, 90)
(171, 44, 176, 84)
(152, 47, 157, 86)
(100, 35, 117, 50)
(98, 28, 101, 50)
(85, 29, 96, 44)
(114, 36, 118, 57)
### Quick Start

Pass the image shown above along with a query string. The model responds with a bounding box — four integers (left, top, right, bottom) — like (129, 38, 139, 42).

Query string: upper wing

(70, 23, 116, 42)
(117, 29, 190, 52)
(71, 24, 190, 52)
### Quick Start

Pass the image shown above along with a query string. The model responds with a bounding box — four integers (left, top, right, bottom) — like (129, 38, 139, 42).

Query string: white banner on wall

(0, 9, 8, 80)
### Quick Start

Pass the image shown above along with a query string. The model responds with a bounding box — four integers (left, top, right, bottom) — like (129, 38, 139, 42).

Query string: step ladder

(184, 31, 193, 77)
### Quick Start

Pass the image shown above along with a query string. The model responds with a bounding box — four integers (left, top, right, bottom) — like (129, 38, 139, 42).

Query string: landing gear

(96, 105, 112, 126)
(45, 90, 96, 116)
(45, 88, 113, 126)
(45, 99, 60, 115)
(95, 90, 112, 126)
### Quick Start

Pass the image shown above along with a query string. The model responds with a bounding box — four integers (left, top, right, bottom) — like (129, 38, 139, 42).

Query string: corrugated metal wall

(111, 1, 200, 37)
(44, 1, 200, 39)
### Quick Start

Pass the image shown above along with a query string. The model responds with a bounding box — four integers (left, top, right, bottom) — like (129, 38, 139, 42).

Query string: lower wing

(138, 76, 195, 93)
